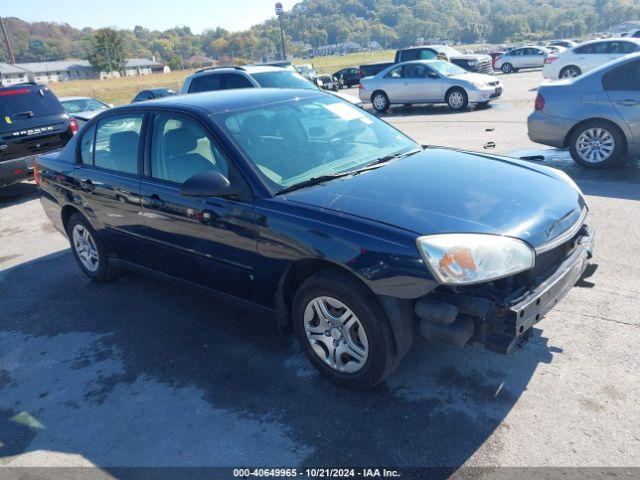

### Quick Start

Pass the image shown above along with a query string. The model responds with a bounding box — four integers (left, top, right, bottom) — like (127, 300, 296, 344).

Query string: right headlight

(417, 234, 535, 285)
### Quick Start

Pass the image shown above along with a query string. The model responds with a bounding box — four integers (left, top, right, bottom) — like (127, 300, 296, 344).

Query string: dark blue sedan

(35, 88, 595, 389)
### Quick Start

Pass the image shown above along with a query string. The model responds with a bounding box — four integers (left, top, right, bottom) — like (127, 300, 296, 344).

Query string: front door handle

(79, 179, 95, 191)
(616, 99, 640, 106)
(142, 194, 164, 209)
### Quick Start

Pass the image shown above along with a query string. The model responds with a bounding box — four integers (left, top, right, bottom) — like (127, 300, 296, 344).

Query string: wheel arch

(61, 204, 83, 232)
(559, 65, 581, 77)
(564, 117, 628, 155)
(370, 89, 388, 103)
(275, 258, 414, 359)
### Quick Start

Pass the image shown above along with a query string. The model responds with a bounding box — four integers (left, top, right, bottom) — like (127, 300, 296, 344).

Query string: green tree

(88, 28, 126, 73)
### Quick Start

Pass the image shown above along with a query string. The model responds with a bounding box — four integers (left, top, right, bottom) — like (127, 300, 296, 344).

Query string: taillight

(33, 156, 41, 185)
(359, 83, 365, 90)
(69, 117, 79, 134)
(545, 56, 558, 64)
(535, 93, 545, 111)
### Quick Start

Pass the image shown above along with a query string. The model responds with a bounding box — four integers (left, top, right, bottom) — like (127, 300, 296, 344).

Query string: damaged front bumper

(415, 225, 595, 354)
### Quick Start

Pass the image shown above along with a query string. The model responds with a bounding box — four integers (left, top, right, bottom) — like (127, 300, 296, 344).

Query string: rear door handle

(142, 194, 164, 209)
(616, 99, 640, 106)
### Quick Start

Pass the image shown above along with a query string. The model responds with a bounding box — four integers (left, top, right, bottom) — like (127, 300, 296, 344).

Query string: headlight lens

(470, 81, 487, 88)
(417, 234, 535, 285)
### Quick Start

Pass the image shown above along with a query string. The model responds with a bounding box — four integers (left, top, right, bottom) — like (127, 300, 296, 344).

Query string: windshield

(216, 96, 419, 193)
(436, 46, 463, 57)
(252, 71, 316, 90)
(61, 98, 107, 113)
(430, 60, 467, 77)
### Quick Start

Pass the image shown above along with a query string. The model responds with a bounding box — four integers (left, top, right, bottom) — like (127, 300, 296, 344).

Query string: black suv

(0, 83, 76, 188)
(395, 46, 494, 74)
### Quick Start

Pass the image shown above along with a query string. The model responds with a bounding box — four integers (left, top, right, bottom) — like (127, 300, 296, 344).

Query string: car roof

(59, 96, 94, 101)
(577, 37, 640, 45)
(113, 88, 325, 115)
(191, 65, 286, 78)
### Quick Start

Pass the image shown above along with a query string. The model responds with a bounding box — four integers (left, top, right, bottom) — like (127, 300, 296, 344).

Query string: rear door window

(80, 124, 96, 164)
(188, 74, 223, 93)
(223, 74, 253, 89)
(384, 66, 403, 79)
(93, 114, 144, 174)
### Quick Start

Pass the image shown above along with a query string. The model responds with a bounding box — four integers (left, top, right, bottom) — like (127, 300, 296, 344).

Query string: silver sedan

(359, 60, 503, 112)
(528, 52, 640, 168)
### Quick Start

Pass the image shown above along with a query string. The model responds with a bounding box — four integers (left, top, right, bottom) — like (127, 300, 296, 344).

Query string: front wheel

(446, 88, 468, 111)
(292, 270, 398, 389)
(66, 213, 122, 282)
(371, 91, 390, 113)
(568, 121, 625, 168)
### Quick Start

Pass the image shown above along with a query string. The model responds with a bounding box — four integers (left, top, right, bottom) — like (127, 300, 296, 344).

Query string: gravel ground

(0, 70, 639, 476)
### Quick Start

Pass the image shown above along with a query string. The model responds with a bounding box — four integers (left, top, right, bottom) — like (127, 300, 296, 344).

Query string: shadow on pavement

(508, 148, 640, 201)
(0, 251, 559, 471)
(0, 182, 39, 209)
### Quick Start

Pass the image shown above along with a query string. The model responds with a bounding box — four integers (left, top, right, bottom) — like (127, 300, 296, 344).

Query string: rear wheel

(292, 270, 398, 389)
(371, 91, 390, 113)
(66, 213, 122, 282)
(501, 63, 513, 74)
(568, 120, 625, 168)
(446, 88, 468, 111)
(560, 65, 581, 79)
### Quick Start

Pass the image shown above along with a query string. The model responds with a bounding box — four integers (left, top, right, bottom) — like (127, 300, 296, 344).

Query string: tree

(88, 28, 126, 74)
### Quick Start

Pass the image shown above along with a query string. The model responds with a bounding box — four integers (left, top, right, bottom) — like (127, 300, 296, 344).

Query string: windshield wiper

(276, 173, 352, 195)
(353, 149, 422, 173)
(15, 111, 34, 118)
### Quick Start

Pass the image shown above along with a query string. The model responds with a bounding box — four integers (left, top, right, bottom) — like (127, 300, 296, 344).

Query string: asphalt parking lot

(1, 70, 639, 474)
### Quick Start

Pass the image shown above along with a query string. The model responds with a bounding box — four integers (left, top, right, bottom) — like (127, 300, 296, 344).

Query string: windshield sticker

(5, 116, 12, 124)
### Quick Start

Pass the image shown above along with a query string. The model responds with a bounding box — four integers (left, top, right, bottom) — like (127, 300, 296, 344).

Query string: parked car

(359, 60, 502, 112)
(623, 29, 640, 39)
(395, 45, 494, 74)
(295, 64, 317, 81)
(131, 88, 176, 103)
(547, 40, 577, 49)
(333, 67, 360, 88)
(315, 74, 339, 91)
(59, 96, 112, 125)
(543, 38, 640, 79)
(488, 51, 507, 69)
(359, 61, 394, 79)
(180, 65, 362, 107)
(495, 46, 550, 74)
(0, 83, 77, 188)
(545, 45, 567, 55)
(36, 87, 594, 389)
(529, 52, 640, 168)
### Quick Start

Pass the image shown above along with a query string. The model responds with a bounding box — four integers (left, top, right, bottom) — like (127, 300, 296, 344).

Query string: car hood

(282, 148, 586, 249)
(451, 53, 492, 62)
(452, 72, 499, 84)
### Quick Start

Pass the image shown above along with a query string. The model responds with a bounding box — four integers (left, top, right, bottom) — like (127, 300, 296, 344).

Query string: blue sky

(3, 0, 297, 33)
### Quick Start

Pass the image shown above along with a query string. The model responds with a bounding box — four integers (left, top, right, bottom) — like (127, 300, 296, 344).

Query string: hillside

(1, 0, 639, 66)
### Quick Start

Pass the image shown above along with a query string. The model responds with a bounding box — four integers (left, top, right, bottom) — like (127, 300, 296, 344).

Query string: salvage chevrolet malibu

(36, 88, 595, 389)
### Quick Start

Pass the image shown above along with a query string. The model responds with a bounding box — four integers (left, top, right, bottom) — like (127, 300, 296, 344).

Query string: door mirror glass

(180, 170, 234, 197)
(427, 71, 439, 79)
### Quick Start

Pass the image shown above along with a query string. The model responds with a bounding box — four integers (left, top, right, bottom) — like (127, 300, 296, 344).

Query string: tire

(501, 63, 513, 74)
(292, 269, 398, 390)
(568, 120, 625, 168)
(446, 88, 468, 111)
(560, 65, 581, 79)
(66, 212, 122, 282)
(371, 91, 390, 113)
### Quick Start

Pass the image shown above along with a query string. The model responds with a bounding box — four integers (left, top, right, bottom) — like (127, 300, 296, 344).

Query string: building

(0, 58, 170, 85)
(0, 63, 29, 86)
(124, 58, 170, 77)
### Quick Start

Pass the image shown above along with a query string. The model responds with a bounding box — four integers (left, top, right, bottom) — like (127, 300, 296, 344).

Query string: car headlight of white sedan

(417, 234, 535, 285)
(469, 80, 488, 89)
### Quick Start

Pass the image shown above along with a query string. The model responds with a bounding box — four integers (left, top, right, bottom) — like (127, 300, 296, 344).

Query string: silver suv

(180, 65, 362, 106)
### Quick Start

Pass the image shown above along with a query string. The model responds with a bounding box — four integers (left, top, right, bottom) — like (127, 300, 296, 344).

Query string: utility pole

(0, 16, 16, 64)
(275, 2, 286, 60)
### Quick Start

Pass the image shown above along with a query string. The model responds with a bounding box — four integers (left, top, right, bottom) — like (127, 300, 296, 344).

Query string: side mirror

(427, 72, 439, 79)
(180, 170, 235, 198)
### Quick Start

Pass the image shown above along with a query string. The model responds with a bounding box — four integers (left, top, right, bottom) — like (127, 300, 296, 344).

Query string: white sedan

(543, 38, 640, 79)
(359, 60, 502, 112)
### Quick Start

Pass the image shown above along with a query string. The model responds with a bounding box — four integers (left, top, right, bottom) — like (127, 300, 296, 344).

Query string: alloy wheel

(72, 224, 100, 272)
(576, 128, 615, 164)
(448, 91, 465, 109)
(372, 94, 387, 111)
(303, 296, 369, 373)
(561, 67, 580, 78)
